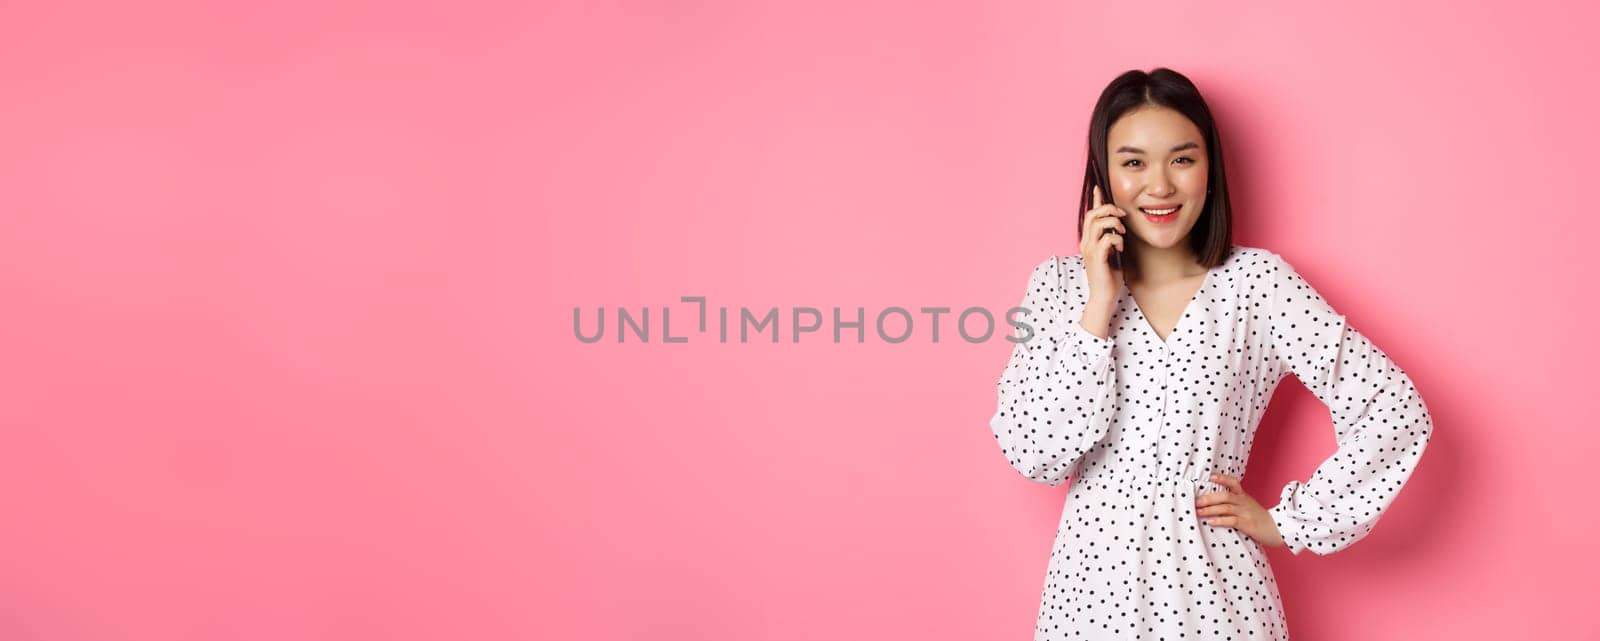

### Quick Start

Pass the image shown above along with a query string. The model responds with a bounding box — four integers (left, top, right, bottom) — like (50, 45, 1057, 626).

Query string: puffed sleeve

(988, 255, 1117, 487)
(1262, 252, 1434, 555)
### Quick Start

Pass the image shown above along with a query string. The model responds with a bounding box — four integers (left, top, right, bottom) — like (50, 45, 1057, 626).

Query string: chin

(1138, 228, 1191, 249)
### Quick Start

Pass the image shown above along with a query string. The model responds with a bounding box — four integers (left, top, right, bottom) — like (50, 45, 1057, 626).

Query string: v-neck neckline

(1126, 264, 1217, 346)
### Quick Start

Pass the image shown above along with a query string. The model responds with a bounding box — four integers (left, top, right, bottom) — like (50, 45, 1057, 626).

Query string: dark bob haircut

(1078, 68, 1233, 281)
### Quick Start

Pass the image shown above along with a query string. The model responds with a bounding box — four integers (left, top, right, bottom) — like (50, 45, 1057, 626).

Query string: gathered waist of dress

(1072, 469, 1240, 486)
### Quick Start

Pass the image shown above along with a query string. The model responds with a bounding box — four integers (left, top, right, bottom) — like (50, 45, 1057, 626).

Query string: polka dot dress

(988, 246, 1433, 640)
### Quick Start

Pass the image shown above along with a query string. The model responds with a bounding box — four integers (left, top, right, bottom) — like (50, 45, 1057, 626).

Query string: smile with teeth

(1140, 205, 1181, 224)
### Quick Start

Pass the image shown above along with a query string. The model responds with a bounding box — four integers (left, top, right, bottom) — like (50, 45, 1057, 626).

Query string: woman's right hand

(1079, 185, 1127, 306)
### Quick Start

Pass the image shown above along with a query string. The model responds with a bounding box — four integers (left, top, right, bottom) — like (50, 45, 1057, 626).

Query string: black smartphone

(1098, 179, 1123, 271)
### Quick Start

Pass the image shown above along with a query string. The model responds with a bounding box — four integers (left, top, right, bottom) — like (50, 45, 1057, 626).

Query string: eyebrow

(1114, 142, 1200, 154)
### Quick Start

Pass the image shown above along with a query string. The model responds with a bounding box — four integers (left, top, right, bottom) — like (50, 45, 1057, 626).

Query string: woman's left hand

(1196, 474, 1286, 548)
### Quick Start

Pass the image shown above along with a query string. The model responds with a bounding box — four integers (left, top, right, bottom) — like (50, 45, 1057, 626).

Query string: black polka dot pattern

(988, 246, 1433, 639)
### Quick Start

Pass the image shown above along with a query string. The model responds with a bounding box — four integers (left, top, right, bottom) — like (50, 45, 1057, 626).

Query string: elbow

(1012, 454, 1072, 486)
(1417, 395, 1435, 443)
(1402, 388, 1434, 460)
(1400, 372, 1434, 439)
(988, 412, 1072, 487)
(1009, 458, 1072, 487)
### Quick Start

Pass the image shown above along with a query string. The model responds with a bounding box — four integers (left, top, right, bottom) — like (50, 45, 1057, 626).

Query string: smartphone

(1097, 179, 1123, 271)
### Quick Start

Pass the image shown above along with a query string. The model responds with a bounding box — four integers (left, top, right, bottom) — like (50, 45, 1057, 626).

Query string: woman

(988, 68, 1433, 639)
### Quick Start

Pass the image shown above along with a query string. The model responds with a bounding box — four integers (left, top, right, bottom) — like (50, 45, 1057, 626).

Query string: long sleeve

(988, 255, 1117, 487)
(1262, 252, 1434, 555)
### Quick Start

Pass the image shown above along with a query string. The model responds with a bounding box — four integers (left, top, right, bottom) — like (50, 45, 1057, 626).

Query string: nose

(1147, 169, 1175, 198)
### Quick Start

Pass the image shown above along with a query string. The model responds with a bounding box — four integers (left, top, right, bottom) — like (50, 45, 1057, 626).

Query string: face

(1106, 105, 1210, 252)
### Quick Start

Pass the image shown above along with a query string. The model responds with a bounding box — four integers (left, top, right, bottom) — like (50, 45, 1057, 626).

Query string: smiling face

(1106, 105, 1210, 253)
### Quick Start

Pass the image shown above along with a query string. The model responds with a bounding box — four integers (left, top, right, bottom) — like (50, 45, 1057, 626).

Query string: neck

(1129, 240, 1203, 284)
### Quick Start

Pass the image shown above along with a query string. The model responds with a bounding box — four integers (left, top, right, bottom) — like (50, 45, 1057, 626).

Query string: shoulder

(1015, 254, 1089, 311)
(1219, 245, 1295, 283)
(1224, 245, 1281, 271)
(1025, 253, 1078, 287)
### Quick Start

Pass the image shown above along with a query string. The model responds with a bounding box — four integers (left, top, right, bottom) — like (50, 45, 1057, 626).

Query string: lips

(1139, 204, 1181, 215)
(1141, 204, 1181, 225)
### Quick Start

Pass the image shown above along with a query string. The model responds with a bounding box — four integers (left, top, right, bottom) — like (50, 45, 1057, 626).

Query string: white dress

(988, 245, 1432, 640)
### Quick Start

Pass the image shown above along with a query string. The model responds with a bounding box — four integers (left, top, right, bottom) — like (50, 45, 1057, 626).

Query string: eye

(1121, 159, 1143, 168)
(1174, 156, 1195, 165)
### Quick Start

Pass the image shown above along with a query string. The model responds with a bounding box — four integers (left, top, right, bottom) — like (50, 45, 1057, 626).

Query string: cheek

(1181, 164, 1209, 194)
(1110, 173, 1141, 205)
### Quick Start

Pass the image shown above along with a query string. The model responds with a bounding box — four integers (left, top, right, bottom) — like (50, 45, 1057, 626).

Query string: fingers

(1083, 186, 1128, 264)
(1086, 231, 1123, 262)
(1098, 227, 1123, 253)
(1083, 201, 1126, 239)
(1198, 476, 1257, 531)
(1092, 211, 1127, 236)
(1081, 201, 1127, 250)
(1089, 186, 1124, 220)
(1212, 473, 1245, 494)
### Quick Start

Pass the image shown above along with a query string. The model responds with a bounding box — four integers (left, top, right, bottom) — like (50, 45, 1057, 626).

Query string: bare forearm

(1078, 298, 1117, 339)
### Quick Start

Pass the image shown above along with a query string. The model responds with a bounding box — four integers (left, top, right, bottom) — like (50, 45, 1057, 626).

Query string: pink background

(2, 1, 1595, 639)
